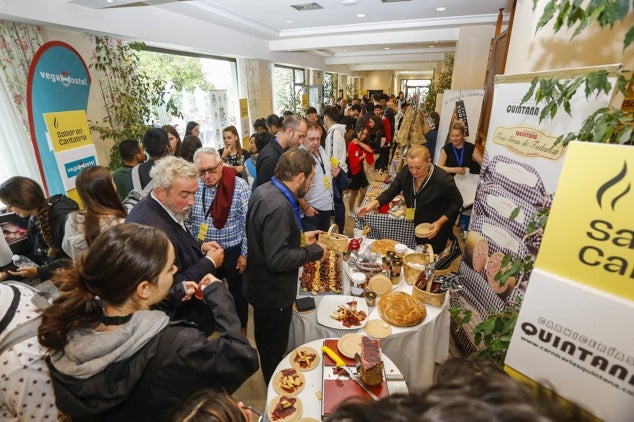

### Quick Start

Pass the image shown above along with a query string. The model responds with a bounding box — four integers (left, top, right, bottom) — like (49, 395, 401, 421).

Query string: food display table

(291, 266, 450, 391)
(353, 182, 416, 249)
(264, 338, 408, 422)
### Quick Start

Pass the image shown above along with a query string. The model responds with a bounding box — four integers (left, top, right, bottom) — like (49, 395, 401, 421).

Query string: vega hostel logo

(39, 68, 88, 87)
(578, 161, 633, 279)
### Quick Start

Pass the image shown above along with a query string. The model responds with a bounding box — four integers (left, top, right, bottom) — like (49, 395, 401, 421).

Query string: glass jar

(350, 272, 366, 297)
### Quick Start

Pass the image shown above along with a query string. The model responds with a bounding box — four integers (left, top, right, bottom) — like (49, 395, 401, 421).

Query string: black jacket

(28, 194, 78, 280)
(245, 181, 324, 309)
(254, 138, 284, 187)
(47, 282, 259, 422)
(376, 165, 462, 251)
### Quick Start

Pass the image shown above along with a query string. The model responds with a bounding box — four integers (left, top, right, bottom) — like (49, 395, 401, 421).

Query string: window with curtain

(0, 21, 45, 189)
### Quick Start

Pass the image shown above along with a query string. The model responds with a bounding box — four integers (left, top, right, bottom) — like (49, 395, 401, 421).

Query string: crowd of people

(0, 93, 585, 421)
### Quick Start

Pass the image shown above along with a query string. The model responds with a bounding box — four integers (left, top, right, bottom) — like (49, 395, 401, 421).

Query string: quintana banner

(432, 89, 484, 163)
(451, 65, 619, 355)
(27, 41, 95, 199)
(505, 142, 634, 422)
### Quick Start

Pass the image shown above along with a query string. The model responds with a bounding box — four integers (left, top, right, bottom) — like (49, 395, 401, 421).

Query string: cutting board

(321, 339, 389, 416)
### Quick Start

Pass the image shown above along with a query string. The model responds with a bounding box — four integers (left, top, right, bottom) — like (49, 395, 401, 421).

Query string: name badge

(300, 232, 307, 247)
(197, 223, 209, 241)
(323, 175, 331, 189)
(405, 208, 415, 221)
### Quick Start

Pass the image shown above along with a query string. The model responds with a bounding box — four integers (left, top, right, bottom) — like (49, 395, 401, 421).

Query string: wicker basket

(412, 268, 451, 307)
(402, 245, 435, 285)
(319, 224, 349, 253)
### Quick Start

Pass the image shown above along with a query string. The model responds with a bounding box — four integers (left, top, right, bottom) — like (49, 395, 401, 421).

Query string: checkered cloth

(354, 187, 416, 248)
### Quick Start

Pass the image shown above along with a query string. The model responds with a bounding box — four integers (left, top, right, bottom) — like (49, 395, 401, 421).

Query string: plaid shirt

(187, 177, 250, 257)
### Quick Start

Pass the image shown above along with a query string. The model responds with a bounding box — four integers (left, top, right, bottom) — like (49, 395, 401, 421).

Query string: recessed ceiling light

(436, 7, 447, 12)
(384, 47, 390, 50)
(356, 13, 366, 18)
(106, 0, 114, 3)
(342, 0, 357, 5)
(429, 45, 435, 48)
(285, 20, 295, 24)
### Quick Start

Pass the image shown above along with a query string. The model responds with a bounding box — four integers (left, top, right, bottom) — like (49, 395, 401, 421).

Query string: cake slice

(358, 336, 384, 386)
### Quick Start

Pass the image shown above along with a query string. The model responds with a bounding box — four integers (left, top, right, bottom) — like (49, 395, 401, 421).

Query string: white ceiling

(66, 0, 514, 74)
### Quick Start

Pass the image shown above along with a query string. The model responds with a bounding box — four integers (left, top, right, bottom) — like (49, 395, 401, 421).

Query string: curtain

(0, 20, 44, 185)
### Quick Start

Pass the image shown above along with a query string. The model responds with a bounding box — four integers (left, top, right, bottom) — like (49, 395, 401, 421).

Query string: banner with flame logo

(27, 41, 92, 196)
(505, 142, 634, 422)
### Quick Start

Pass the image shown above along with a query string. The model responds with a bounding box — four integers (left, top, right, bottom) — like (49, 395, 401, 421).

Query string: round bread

(370, 239, 398, 256)
(378, 292, 427, 327)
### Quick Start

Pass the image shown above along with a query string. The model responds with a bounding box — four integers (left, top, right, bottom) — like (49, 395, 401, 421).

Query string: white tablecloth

(265, 339, 408, 422)
(291, 270, 450, 391)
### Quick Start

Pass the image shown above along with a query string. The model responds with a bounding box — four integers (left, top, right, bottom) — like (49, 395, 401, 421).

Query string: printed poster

(452, 65, 619, 355)
(505, 142, 634, 422)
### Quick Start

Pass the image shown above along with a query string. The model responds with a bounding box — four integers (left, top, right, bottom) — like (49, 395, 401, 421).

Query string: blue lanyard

(451, 144, 465, 167)
(271, 176, 303, 231)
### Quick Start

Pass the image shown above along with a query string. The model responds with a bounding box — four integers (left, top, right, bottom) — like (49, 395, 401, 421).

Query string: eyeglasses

(198, 164, 220, 176)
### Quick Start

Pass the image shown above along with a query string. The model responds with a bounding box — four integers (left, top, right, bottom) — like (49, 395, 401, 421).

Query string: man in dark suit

(127, 155, 224, 335)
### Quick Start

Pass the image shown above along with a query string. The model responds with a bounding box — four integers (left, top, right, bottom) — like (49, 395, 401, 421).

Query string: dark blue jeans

(302, 208, 332, 232)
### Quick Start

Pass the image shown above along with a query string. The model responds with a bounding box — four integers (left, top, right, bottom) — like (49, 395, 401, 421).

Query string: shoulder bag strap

(0, 285, 20, 334)
(131, 164, 143, 191)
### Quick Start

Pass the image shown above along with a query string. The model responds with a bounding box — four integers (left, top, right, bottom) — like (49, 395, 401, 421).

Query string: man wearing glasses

(188, 147, 251, 337)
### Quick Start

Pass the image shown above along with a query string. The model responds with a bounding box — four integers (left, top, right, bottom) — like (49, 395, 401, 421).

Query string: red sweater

(348, 140, 374, 175)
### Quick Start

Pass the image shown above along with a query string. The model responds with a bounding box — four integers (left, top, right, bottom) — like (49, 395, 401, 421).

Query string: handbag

(318, 224, 349, 253)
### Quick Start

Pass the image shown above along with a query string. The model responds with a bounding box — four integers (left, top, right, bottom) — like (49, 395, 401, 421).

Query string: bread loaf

(378, 292, 426, 327)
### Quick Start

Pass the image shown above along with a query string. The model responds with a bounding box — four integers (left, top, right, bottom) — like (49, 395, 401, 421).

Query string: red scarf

(211, 166, 236, 229)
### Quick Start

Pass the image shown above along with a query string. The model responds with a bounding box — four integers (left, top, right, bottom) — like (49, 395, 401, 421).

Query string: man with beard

(127, 155, 224, 335)
(245, 148, 329, 384)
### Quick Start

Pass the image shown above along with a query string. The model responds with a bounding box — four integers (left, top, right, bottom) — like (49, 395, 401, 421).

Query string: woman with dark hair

(39, 223, 259, 421)
(347, 125, 373, 217)
(265, 114, 283, 136)
(169, 389, 258, 422)
(181, 135, 203, 162)
(62, 166, 126, 259)
(219, 125, 250, 177)
(253, 117, 268, 134)
(0, 176, 78, 280)
(185, 121, 201, 138)
(162, 124, 183, 157)
(243, 134, 259, 187)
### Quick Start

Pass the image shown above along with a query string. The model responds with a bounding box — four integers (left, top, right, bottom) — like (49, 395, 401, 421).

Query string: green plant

(90, 37, 180, 169)
(424, 54, 453, 112)
(521, 0, 634, 146)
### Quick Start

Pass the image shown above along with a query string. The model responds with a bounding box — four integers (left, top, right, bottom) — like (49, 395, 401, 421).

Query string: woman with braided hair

(0, 176, 78, 280)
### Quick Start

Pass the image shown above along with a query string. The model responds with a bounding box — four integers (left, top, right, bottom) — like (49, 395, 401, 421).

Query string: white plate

(316, 295, 369, 330)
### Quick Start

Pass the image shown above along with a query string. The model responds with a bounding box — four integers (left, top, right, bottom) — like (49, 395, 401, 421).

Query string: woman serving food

(357, 145, 462, 252)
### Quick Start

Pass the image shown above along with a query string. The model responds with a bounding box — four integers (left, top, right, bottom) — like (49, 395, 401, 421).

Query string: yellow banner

(239, 98, 248, 119)
(44, 110, 92, 152)
(535, 142, 634, 301)
(492, 126, 563, 160)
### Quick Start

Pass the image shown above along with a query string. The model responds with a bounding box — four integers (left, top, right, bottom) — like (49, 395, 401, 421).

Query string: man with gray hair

(255, 114, 307, 187)
(188, 147, 251, 336)
(127, 155, 224, 335)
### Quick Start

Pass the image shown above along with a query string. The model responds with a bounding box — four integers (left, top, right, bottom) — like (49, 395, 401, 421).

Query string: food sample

(273, 368, 305, 396)
(354, 261, 383, 283)
(378, 292, 427, 327)
(330, 299, 368, 327)
(337, 333, 363, 359)
(300, 251, 342, 294)
(464, 231, 489, 272)
(370, 239, 398, 256)
(268, 395, 303, 422)
(289, 346, 320, 371)
(359, 336, 384, 386)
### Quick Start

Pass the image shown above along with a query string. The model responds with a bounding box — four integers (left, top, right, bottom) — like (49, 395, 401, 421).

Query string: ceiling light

(384, 47, 390, 50)
(106, 0, 114, 3)
(436, 7, 447, 12)
(285, 20, 295, 24)
(356, 13, 366, 18)
(429, 45, 435, 48)
(341, 0, 357, 5)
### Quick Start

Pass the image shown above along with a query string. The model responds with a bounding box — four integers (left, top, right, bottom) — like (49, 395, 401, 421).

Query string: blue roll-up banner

(27, 41, 94, 197)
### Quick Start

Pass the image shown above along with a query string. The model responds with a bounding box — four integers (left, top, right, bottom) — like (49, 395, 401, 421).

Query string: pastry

(378, 292, 426, 327)
(289, 346, 319, 371)
(370, 239, 398, 256)
(359, 336, 384, 386)
(273, 368, 305, 396)
(267, 395, 303, 422)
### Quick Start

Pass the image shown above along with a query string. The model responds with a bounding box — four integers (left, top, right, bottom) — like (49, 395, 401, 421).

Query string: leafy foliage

(90, 37, 180, 169)
(471, 298, 522, 368)
(524, 1, 634, 145)
(424, 54, 454, 112)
